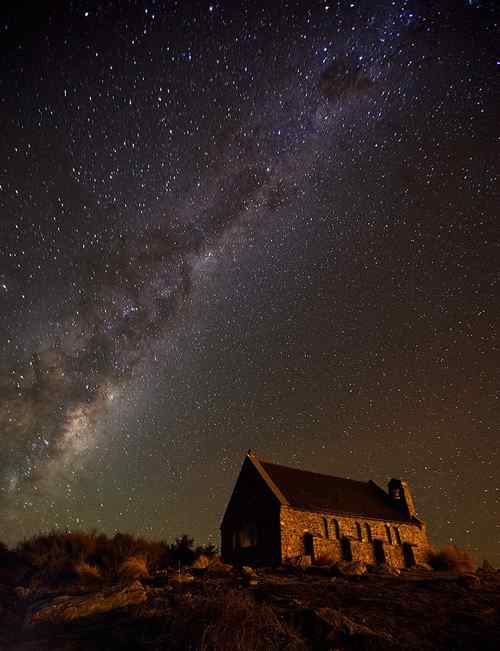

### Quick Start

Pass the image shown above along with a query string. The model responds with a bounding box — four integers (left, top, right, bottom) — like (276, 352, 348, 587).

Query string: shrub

(17, 530, 98, 570)
(170, 535, 196, 567)
(117, 556, 149, 581)
(192, 554, 212, 569)
(427, 544, 476, 573)
(13, 530, 217, 581)
(195, 543, 218, 559)
(74, 561, 102, 582)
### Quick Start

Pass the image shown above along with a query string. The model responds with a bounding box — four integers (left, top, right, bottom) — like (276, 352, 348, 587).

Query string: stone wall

(280, 506, 429, 568)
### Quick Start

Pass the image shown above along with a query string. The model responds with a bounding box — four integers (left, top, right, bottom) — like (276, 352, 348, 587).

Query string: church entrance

(373, 539, 385, 564)
(403, 542, 415, 568)
(341, 537, 353, 561)
(304, 532, 314, 558)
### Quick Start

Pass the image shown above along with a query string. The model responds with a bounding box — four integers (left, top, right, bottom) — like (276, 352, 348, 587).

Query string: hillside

(1, 562, 499, 650)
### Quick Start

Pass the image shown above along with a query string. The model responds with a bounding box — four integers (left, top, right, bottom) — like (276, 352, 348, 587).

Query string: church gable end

(220, 452, 282, 565)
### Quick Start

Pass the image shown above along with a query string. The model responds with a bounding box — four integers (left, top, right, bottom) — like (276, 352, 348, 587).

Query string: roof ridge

(260, 460, 371, 487)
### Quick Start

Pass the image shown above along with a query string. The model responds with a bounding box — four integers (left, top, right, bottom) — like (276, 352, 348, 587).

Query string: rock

(288, 607, 396, 649)
(332, 561, 367, 577)
(206, 561, 233, 576)
(190, 566, 207, 577)
(458, 573, 481, 588)
(295, 555, 312, 569)
(170, 573, 195, 584)
(25, 580, 147, 626)
(480, 559, 496, 573)
(368, 563, 400, 577)
(146, 573, 170, 587)
(241, 565, 257, 577)
(307, 564, 332, 577)
(15, 586, 31, 600)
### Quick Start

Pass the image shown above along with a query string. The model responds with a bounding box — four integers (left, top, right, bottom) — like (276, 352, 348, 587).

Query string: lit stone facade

(280, 505, 430, 568)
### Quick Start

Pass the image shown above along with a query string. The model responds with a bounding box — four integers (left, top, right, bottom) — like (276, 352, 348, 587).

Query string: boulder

(170, 573, 195, 584)
(288, 607, 396, 649)
(368, 563, 400, 577)
(295, 555, 312, 569)
(332, 561, 367, 577)
(25, 580, 147, 626)
(205, 561, 233, 576)
(480, 559, 496, 573)
(415, 563, 433, 571)
(15, 586, 31, 600)
(457, 572, 481, 588)
(241, 565, 257, 577)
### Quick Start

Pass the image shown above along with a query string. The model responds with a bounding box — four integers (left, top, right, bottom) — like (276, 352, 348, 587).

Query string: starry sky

(0, 0, 498, 563)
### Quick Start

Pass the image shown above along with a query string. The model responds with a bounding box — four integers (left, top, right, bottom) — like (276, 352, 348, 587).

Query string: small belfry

(221, 450, 431, 567)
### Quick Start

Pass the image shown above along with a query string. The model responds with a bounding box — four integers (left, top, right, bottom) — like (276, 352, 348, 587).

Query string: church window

(355, 521, 362, 541)
(333, 519, 341, 540)
(364, 523, 372, 542)
(323, 517, 329, 539)
(385, 525, 392, 544)
(237, 522, 258, 548)
(393, 527, 402, 545)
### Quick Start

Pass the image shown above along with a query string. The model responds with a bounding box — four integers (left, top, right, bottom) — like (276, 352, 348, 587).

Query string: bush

(74, 561, 103, 582)
(170, 535, 196, 567)
(118, 556, 149, 581)
(13, 530, 217, 582)
(195, 543, 218, 559)
(427, 544, 476, 573)
(17, 530, 98, 570)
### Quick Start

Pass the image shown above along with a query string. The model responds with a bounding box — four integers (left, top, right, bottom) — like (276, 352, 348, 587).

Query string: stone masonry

(280, 505, 429, 568)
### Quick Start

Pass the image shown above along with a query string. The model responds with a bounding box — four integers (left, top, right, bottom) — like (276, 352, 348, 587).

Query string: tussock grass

(118, 556, 149, 581)
(427, 544, 476, 573)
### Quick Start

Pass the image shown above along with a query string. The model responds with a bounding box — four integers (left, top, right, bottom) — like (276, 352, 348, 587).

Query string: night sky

(1, 1, 498, 564)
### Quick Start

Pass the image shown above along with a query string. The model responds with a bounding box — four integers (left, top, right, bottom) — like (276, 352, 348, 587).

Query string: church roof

(257, 459, 413, 523)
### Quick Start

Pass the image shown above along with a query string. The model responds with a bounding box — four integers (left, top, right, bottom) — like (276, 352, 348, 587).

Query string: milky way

(0, 1, 498, 562)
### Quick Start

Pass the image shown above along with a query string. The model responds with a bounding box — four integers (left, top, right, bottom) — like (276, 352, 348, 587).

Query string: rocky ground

(1, 563, 499, 650)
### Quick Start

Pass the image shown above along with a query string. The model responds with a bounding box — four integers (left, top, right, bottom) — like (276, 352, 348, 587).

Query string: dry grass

(427, 544, 477, 573)
(196, 589, 303, 650)
(118, 556, 149, 581)
(75, 561, 103, 582)
(192, 554, 211, 569)
(15, 530, 173, 580)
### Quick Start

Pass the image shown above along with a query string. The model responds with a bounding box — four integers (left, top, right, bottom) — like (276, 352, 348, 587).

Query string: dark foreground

(1, 565, 499, 650)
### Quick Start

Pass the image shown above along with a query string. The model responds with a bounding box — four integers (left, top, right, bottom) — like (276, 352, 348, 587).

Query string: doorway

(304, 532, 314, 557)
(373, 539, 386, 564)
(341, 536, 353, 561)
(403, 542, 415, 568)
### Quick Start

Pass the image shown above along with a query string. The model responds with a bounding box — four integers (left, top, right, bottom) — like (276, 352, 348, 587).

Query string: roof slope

(259, 460, 412, 523)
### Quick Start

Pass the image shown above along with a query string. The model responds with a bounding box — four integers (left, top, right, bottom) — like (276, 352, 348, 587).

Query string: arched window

(393, 527, 402, 545)
(333, 519, 341, 540)
(385, 525, 392, 544)
(364, 523, 372, 542)
(355, 522, 362, 541)
(323, 517, 329, 539)
(237, 522, 258, 548)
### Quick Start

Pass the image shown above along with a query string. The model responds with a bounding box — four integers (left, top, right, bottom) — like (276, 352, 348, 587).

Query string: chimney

(388, 478, 416, 518)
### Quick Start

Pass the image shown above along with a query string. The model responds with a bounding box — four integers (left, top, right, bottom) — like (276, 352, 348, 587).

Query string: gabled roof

(251, 456, 413, 523)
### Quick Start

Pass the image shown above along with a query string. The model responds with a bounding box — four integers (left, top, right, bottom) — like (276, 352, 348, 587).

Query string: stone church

(221, 451, 430, 568)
